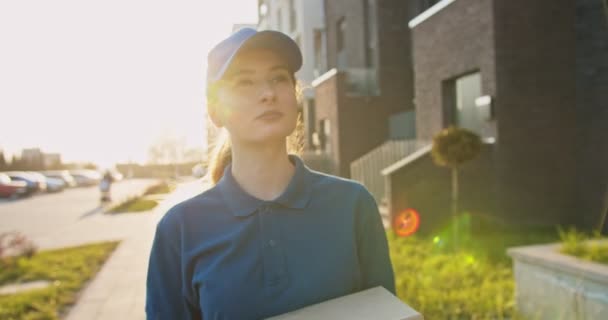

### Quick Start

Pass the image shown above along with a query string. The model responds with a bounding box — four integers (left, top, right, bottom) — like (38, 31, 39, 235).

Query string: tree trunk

(452, 168, 459, 249)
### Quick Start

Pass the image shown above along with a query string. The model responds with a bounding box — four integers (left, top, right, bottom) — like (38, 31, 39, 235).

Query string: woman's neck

(230, 140, 295, 201)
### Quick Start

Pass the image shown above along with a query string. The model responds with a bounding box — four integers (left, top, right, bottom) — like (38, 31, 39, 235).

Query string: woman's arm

(355, 185, 396, 294)
(146, 215, 202, 320)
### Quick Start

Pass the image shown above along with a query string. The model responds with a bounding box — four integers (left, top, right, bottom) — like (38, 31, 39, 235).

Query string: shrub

(0, 232, 37, 267)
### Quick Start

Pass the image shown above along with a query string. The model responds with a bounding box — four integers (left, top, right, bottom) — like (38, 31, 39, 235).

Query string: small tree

(0, 150, 6, 170)
(432, 126, 482, 248)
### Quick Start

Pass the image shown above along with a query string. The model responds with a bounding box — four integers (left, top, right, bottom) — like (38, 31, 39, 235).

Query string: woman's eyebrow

(226, 69, 255, 78)
(226, 65, 289, 79)
(269, 65, 290, 72)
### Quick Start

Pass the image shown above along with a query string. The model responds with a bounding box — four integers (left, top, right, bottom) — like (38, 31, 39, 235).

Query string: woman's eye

(235, 79, 253, 86)
(271, 75, 289, 84)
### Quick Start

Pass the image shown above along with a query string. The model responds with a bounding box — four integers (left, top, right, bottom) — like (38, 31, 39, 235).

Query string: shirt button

(268, 239, 276, 247)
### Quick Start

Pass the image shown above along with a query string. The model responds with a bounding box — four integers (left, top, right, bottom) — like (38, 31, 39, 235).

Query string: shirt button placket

(260, 203, 286, 289)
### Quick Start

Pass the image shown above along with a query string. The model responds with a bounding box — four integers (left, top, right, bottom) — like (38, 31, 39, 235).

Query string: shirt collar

(217, 154, 313, 217)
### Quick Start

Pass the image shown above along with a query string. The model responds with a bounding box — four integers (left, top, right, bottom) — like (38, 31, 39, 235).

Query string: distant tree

(432, 126, 482, 248)
(10, 155, 23, 171)
(83, 163, 98, 170)
(0, 151, 6, 170)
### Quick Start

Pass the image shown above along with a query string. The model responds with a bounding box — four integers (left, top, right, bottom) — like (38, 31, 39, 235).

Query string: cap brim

(211, 30, 303, 83)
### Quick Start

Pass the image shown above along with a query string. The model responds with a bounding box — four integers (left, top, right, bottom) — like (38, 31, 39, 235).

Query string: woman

(146, 28, 394, 320)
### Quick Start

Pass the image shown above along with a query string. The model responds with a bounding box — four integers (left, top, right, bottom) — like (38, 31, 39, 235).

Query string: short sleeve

(146, 215, 202, 320)
(355, 185, 396, 294)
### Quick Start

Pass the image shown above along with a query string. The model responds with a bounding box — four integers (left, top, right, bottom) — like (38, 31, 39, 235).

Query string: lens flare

(392, 208, 421, 237)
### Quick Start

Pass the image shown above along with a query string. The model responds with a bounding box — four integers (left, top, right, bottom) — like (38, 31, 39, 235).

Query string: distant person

(99, 170, 113, 202)
(146, 28, 394, 319)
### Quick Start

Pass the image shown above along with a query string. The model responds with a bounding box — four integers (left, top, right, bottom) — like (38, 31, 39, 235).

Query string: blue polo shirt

(146, 155, 395, 320)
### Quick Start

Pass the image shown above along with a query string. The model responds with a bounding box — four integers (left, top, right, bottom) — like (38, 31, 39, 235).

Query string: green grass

(0, 241, 119, 320)
(559, 228, 608, 264)
(108, 197, 158, 213)
(107, 180, 174, 214)
(144, 181, 175, 195)
(389, 215, 560, 320)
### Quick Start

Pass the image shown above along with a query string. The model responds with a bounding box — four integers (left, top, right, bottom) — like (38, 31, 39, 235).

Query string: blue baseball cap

(206, 28, 303, 88)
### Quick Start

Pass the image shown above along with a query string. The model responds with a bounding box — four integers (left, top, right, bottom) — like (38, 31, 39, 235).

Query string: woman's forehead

(225, 48, 290, 76)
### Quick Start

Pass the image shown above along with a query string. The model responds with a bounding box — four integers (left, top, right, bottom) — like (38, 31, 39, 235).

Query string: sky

(0, 0, 258, 168)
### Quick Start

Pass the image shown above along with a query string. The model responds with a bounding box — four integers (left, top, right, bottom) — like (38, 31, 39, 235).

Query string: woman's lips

(256, 110, 284, 121)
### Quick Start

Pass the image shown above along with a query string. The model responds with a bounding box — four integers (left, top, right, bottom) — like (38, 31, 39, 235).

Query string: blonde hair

(206, 77, 304, 185)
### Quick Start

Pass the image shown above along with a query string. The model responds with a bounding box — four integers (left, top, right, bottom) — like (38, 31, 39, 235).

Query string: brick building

(311, 0, 429, 177)
(385, 0, 608, 230)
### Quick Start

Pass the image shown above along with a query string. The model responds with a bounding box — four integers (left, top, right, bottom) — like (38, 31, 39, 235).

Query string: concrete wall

(509, 243, 608, 320)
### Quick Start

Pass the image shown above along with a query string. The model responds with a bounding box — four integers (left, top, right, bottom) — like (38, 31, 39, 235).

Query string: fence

(351, 139, 428, 205)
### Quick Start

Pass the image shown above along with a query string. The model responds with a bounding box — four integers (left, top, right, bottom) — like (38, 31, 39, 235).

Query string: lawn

(108, 197, 158, 213)
(389, 215, 560, 319)
(0, 241, 119, 320)
(108, 180, 175, 214)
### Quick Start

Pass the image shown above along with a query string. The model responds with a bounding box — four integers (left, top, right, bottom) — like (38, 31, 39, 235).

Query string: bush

(387, 228, 547, 319)
(431, 126, 482, 168)
(559, 227, 608, 264)
(0, 232, 37, 267)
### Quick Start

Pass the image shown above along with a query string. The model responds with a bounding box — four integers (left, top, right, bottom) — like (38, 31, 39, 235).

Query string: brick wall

(493, 0, 578, 223)
(315, 0, 416, 177)
(575, 0, 608, 229)
(411, 0, 496, 141)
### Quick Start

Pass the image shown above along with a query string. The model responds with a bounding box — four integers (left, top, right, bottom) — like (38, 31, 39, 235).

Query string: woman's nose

(258, 81, 277, 102)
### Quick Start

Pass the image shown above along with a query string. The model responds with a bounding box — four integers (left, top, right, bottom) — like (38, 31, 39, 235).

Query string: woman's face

(210, 48, 298, 146)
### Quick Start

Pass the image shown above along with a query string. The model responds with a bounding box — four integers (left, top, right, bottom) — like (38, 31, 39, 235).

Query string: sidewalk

(64, 178, 210, 320)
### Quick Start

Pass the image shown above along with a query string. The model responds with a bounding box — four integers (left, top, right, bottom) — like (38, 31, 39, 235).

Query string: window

(277, 9, 283, 31)
(259, 2, 268, 17)
(364, 0, 377, 68)
(304, 98, 316, 149)
(320, 119, 331, 153)
(294, 36, 301, 52)
(314, 29, 324, 76)
(422, 0, 441, 10)
(337, 17, 347, 69)
(337, 17, 346, 52)
(444, 72, 493, 138)
(289, 0, 297, 32)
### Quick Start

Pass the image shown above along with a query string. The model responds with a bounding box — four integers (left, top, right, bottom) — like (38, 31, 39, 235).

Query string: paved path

(64, 178, 210, 320)
(0, 179, 160, 250)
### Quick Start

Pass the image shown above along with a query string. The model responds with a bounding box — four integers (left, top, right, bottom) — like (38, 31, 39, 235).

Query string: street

(0, 179, 160, 250)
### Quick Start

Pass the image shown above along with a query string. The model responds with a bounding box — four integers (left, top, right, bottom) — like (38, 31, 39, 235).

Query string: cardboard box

(266, 286, 423, 320)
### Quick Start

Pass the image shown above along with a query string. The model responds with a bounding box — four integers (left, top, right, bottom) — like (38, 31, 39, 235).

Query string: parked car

(27, 172, 51, 191)
(69, 170, 102, 187)
(44, 176, 66, 192)
(42, 170, 77, 187)
(4, 171, 46, 194)
(110, 169, 123, 182)
(0, 173, 28, 198)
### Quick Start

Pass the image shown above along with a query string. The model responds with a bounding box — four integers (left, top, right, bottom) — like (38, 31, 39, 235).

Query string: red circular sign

(393, 209, 421, 237)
